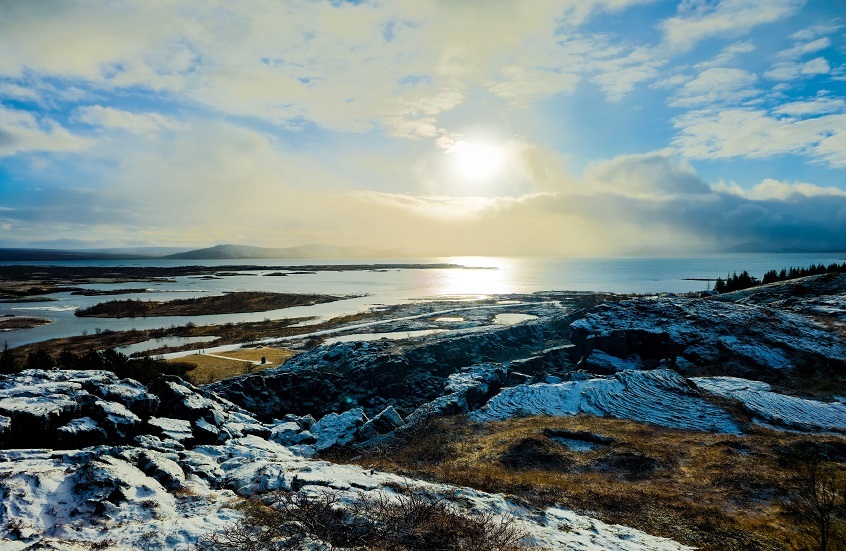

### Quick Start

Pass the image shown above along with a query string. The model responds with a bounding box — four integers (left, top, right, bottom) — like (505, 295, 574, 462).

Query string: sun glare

(447, 140, 506, 182)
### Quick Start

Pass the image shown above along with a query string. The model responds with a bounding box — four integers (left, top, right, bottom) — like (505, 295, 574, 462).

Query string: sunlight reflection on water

(423, 256, 516, 296)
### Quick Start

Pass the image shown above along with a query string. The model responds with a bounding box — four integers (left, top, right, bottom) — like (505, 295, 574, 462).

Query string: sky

(1, 0, 845, 256)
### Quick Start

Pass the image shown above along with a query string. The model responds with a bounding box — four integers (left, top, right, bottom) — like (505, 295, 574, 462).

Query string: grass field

(347, 414, 846, 551)
(173, 347, 295, 385)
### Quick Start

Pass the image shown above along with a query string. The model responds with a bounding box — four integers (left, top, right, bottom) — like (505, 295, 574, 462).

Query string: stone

(311, 408, 367, 451)
(147, 417, 193, 444)
(57, 417, 108, 448)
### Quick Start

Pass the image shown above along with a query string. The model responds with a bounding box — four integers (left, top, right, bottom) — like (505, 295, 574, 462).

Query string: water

(2, 253, 843, 348)
(493, 313, 539, 325)
(322, 329, 445, 345)
(115, 335, 220, 356)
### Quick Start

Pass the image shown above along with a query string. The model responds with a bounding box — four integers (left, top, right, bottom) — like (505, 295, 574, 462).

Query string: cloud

(765, 57, 831, 81)
(672, 108, 846, 167)
(0, 105, 90, 157)
(776, 37, 831, 59)
(791, 23, 843, 42)
(0, 0, 674, 141)
(587, 150, 709, 196)
(712, 178, 846, 200)
(773, 96, 846, 116)
(670, 67, 759, 108)
(74, 106, 182, 134)
(591, 47, 666, 102)
(659, 0, 804, 53)
(695, 40, 756, 68)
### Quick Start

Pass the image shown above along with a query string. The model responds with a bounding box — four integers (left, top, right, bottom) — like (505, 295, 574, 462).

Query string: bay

(2, 253, 843, 348)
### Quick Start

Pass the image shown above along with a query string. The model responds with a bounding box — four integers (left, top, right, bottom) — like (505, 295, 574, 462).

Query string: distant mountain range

(2, 242, 843, 261)
(163, 244, 402, 260)
(0, 244, 403, 261)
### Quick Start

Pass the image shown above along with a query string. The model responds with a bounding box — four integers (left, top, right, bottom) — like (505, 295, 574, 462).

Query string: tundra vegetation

(346, 415, 846, 551)
(74, 291, 342, 318)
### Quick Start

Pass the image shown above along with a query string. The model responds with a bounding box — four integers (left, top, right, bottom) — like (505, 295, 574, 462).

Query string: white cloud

(791, 23, 843, 42)
(75, 106, 182, 134)
(670, 67, 759, 108)
(712, 178, 846, 200)
(0, 106, 90, 157)
(0, 0, 673, 140)
(591, 47, 666, 102)
(776, 37, 831, 59)
(488, 66, 581, 105)
(764, 57, 831, 80)
(587, 150, 709, 196)
(659, 0, 804, 53)
(673, 108, 846, 167)
(773, 96, 846, 116)
(695, 40, 756, 68)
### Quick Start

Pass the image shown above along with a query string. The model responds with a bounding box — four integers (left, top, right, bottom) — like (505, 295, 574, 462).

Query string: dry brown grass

(173, 347, 295, 385)
(350, 414, 846, 551)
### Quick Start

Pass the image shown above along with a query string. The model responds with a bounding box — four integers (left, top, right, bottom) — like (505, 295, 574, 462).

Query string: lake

(2, 253, 844, 348)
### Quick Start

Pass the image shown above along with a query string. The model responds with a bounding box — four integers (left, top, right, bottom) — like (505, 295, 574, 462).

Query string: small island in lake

(74, 291, 346, 318)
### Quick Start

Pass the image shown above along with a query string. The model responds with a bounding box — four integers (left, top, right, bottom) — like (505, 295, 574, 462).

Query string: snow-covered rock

(580, 349, 643, 372)
(147, 417, 193, 443)
(473, 369, 741, 433)
(570, 294, 846, 376)
(311, 407, 367, 451)
(0, 434, 692, 550)
(90, 399, 141, 440)
(268, 420, 316, 446)
(358, 405, 404, 441)
(691, 376, 846, 433)
(56, 417, 107, 448)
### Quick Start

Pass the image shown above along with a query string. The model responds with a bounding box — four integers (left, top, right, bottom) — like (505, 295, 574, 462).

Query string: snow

(572, 296, 846, 370)
(0, 433, 694, 550)
(147, 417, 193, 442)
(310, 407, 366, 451)
(691, 377, 846, 433)
(473, 369, 741, 433)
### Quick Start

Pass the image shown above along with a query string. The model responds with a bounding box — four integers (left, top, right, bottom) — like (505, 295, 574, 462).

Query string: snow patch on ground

(0, 436, 693, 550)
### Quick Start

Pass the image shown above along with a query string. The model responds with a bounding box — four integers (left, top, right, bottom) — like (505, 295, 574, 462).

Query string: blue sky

(0, 0, 845, 255)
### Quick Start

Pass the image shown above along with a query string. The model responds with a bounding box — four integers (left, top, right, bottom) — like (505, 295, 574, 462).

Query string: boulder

(89, 400, 141, 441)
(133, 434, 185, 452)
(579, 350, 643, 373)
(0, 414, 10, 446)
(96, 382, 159, 419)
(146, 417, 194, 444)
(358, 406, 404, 441)
(0, 395, 79, 447)
(131, 449, 186, 491)
(311, 408, 367, 451)
(57, 417, 108, 448)
(147, 376, 232, 426)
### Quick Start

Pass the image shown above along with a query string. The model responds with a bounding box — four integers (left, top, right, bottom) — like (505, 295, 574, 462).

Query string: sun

(446, 140, 506, 182)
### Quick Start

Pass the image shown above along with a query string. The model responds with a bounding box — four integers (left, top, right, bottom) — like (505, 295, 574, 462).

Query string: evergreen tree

(0, 341, 18, 374)
(26, 349, 54, 370)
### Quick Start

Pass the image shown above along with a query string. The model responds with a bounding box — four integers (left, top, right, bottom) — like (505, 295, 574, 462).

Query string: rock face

(209, 314, 577, 421)
(691, 377, 846, 433)
(0, 370, 263, 450)
(569, 292, 846, 378)
(472, 369, 741, 434)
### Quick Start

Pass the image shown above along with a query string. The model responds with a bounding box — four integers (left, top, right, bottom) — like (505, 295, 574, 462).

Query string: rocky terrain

(0, 274, 844, 549)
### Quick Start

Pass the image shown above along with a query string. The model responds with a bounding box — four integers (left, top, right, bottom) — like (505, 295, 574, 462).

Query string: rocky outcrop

(569, 289, 846, 378)
(0, 370, 268, 450)
(472, 369, 741, 434)
(0, 436, 692, 551)
(209, 315, 576, 421)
